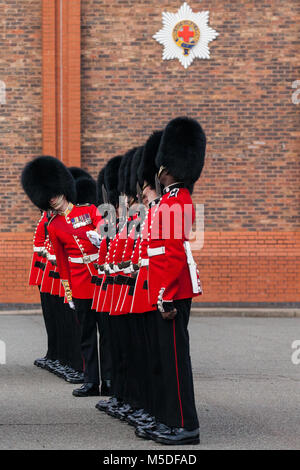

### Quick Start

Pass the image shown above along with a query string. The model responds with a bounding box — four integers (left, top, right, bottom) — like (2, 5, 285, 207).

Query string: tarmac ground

(0, 314, 299, 450)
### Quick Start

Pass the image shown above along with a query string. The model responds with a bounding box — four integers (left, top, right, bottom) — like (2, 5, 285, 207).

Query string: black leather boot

(66, 371, 84, 384)
(34, 357, 48, 368)
(135, 421, 162, 440)
(72, 383, 100, 397)
(154, 427, 200, 445)
(96, 397, 121, 412)
(100, 380, 112, 397)
(126, 409, 146, 426)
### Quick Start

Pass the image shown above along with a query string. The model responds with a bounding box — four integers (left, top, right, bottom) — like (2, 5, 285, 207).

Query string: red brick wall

(0, 1, 42, 304)
(193, 231, 300, 304)
(81, 0, 300, 230)
(79, 0, 300, 306)
(0, 0, 42, 234)
(0, 0, 300, 306)
(0, 233, 40, 304)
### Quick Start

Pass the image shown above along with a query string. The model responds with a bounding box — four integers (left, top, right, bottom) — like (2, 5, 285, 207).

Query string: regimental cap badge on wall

(153, 2, 219, 69)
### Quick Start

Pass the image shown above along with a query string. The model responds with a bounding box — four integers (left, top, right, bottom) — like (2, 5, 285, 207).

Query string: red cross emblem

(178, 25, 195, 44)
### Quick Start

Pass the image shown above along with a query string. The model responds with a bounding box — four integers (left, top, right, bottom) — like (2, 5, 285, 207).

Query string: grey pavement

(0, 314, 299, 450)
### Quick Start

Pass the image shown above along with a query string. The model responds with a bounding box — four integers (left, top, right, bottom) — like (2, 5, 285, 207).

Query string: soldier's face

(50, 195, 66, 211)
(143, 185, 157, 206)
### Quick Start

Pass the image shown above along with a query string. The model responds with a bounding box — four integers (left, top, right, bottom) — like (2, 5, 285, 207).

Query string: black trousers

(109, 314, 149, 410)
(144, 310, 165, 421)
(39, 291, 58, 361)
(154, 298, 199, 431)
(61, 300, 83, 372)
(129, 314, 151, 411)
(108, 315, 130, 403)
(73, 298, 112, 384)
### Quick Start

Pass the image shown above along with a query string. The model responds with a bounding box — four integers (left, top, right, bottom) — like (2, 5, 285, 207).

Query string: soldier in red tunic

(22, 156, 105, 397)
(29, 211, 57, 370)
(124, 131, 164, 428)
(135, 117, 206, 446)
(95, 155, 124, 412)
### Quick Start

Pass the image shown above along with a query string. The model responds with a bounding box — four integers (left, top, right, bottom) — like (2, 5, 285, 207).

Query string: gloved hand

(69, 301, 75, 310)
(86, 230, 101, 248)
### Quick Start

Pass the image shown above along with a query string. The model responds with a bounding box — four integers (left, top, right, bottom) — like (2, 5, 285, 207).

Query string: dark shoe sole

(95, 404, 108, 412)
(66, 378, 84, 384)
(135, 430, 152, 440)
(154, 436, 200, 446)
(34, 361, 46, 367)
(72, 392, 100, 397)
(106, 410, 119, 418)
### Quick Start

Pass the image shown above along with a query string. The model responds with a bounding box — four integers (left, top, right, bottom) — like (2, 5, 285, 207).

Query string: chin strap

(155, 174, 163, 198)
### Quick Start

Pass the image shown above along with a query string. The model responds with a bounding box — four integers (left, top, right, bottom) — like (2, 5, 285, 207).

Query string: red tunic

(113, 222, 139, 315)
(147, 185, 202, 307)
(110, 215, 139, 315)
(29, 212, 48, 286)
(130, 201, 159, 314)
(92, 235, 109, 311)
(40, 238, 61, 296)
(98, 230, 120, 313)
(48, 204, 102, 300)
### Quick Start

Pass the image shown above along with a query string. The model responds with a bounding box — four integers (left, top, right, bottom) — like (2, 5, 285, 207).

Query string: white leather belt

(147, 246, 165, 257)
(104, 264, 115, 274)
(183, 241, 202, 294)
(113, 265, 121, 273)
(47, 254, 56, 261)
(34, 247, 47, 257)
(140, 259, 149, 267)
(123, 266, 132, 274)
(69, 253, 98, 264)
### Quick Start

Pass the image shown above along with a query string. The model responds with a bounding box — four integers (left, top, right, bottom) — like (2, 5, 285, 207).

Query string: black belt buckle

(49, 271, 60, 279)
(91, 275, 98, 284)
(34, 261, 46, 271)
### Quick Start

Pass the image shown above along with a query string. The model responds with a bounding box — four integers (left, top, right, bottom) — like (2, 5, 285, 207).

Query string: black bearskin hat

(124, 149, 136, 197)
(76, 177, 97, 205)
(97, 167, 106, 206)
(69, 167, 93, 181)
(156, 117, 206, 186)
(130, 147, 143, 199)
(21, 156, 76, 211)
(138, 130, 163, 189)
(104, 156, 122, 208)
(118, 148, 137, 195)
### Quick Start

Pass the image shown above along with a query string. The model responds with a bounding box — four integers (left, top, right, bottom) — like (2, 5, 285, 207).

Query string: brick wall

(0, 0, 42, 234)
(81, 0, 300, 230)
(0, 1, 42, 305)
(0, 232, 40, 304)
(79, 0, 300, 306)
(0, 0, 299, 306)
